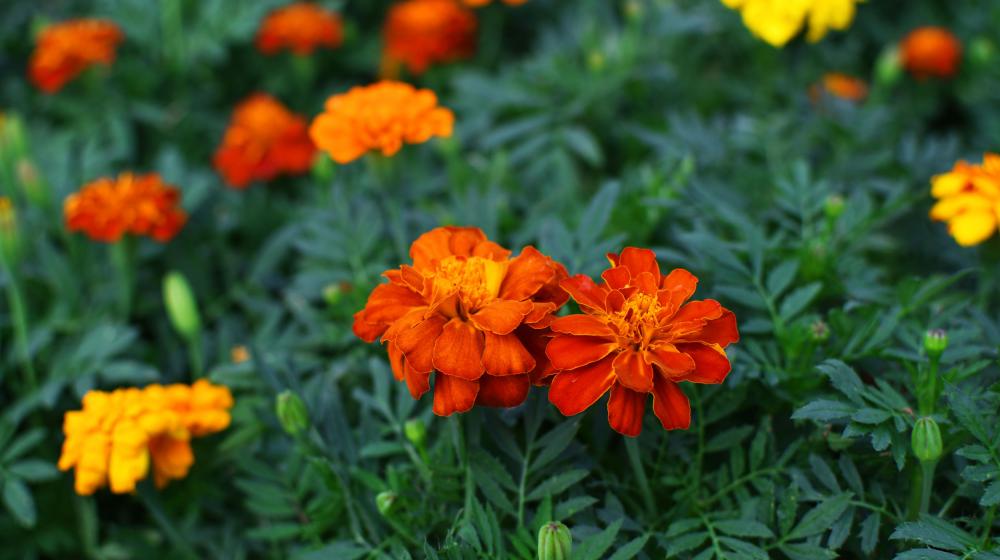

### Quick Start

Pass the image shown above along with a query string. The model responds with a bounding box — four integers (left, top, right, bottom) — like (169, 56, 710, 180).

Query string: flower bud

(587, 50, 605, 72)
(230, 345, 250, 364)
(163, 271, 201, 341)
(0, 197, 22, 265)
(276, 390, 309, 436)
(404, 419, 426, 448)
(911, 417, 943, 463)
(0, 114, 28, 159)
(376, 491, 397, 516)
(875, 45, 903, 87)
(322, 282, 348, 306)
(16, 159, 49, 207)
(969, 37, 995, 67)
(537, 522, 572, 560)
(923, 329, 948, 359)
(824, 195, 845, 220)
(810, 319, 830, 343)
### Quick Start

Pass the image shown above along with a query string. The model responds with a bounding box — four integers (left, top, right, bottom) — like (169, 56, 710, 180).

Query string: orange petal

(396, 314, 447, 373)
(476, 374, 529, 408)
(404, 362, 431, 400)
(675, 343, 731, 384)
(432, 319, 485, 380)
(612, 350, 654, 392)
(432, 373, 479, 416)
(651, 377, 691, 430)
(546, 335, 617, 370)
(607, 384, 647, 437)
(388, 342, 406, 381)
(647, 347, 695, 377)
(661, 268, 698, 299)
(524, 302, 558, 326)
(560, 275, 608, 311)
(548, 355, 616, 415)
(673, 299, 724, 323)
(399, 265, 426, 293)
(449, 228, 491, 257)
(633, 271, 658, 295)
(605, 290, 626, 313)
(410, 227, 457, 271)
(616, 247, 660, 279)
(352, 309, 386, 343)
(500, 246, 557, 300)
(470, 300, 533, 335)
(688, 310, 739, 347)
(601, 266, 631, 290)
(483, 332, 536, 376)
(549, 315, 615, 337)
(357, 282, 424, 327)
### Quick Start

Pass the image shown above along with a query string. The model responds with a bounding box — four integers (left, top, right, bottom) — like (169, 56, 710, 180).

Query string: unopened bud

(537, 521, 572, 560)
(911, 417, 943, 463)
(404, 419, 426, 448)
(376, 491, 397, 516)
(969, 37, 995, 67)
(230, 345, 250, 364)
(323, 282, 349, 306)
(875, 45, 903, 87)
(15, 159, 48, 206)
(824, 195, 845, 220)
(0, 114, 28, 159)
(276, 390, 309, 436)
(810, 320, 830, 342)
(923, 329, 948, 359)
(587, 50, 605, 72)
(163, 271, 201, 340)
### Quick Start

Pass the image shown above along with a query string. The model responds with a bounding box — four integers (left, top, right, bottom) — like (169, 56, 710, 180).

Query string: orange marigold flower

(29, 19, 123, 94)
(383, 0, 477, 75)
(64, 172, 186, 243)
(256, 3, 344, 55)
(353, 226, 569, 416)
(545, 248, 740, 437)
(214, 93, 316, 188)
(462, 0, 527, 6)
(58, 380, 233, 495)
(309, 81, 454, 164)
(810, 72, 868, 102)
(900, 26, 962, 79)
(930, 153, 1000, 247)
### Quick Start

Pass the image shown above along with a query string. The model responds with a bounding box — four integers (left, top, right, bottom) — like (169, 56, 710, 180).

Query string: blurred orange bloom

(930, 153, 1000, 247)
(810, 72, 868, 102)
(900, 27, 962, 79)
(545, 248, 739, 437)
(64, 172, 186, 243)
(29, 19, 123, 93)
(462, 0, 527, 5)
(256, 3, 344, 55)
(309, 81, 454, 164)
(58, 380, 233, 495)
(353, 226, 568, 415)
(383, 0, 477, 75)
(214, 93, 316, 188)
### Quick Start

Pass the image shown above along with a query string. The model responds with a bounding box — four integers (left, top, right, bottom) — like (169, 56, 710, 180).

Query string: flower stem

(919, 461, 936, 516)
(110, 238, 135, 318)
(625, 437, 656, 518)
(450, 417, 474, 521)
(0, 253, 34, 391)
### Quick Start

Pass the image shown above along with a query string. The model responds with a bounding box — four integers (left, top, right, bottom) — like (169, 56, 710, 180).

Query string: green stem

(625, 437, 655, 518)
(982, 505, 996, 547)
(450, 417, 473, 521)
(919, 461, 936, 516)
(110, 238, 135, 318)
(0, 253, 34, 391)
(186, 335, 204, 378)
(516, 434, 533, 528)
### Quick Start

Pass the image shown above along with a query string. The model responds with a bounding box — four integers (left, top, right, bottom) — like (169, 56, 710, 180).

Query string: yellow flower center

(607, 292, 663, 348)
(432, 255, 506, 314)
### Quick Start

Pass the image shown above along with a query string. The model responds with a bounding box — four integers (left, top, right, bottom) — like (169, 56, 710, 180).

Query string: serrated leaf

(571, 519, 622, 560)
(892, 549, 960, 560)
(792, 400, 854, 422)
(7, 460, 59, 482)
(852, 408, 892, 424)
(526, 469, 588, 501)
(780, 542, 838, 560)
(714, 519, 774, 538)
(766, 260, 799, 297)
(838, 455, 864, 497)
(786, 493, 851, 541)
(981, 481, 1000, 506)
(666, 531, 708, 555)
(607, 535, 649, 560)
(818, 360, 864, 404)
(778, 282, 822, 321)
(809, 454, 840, 493)
(705, 426, 754, 453)
(890, 516, 977, 551)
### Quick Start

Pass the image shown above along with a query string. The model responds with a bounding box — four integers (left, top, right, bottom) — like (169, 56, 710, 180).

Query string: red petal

(546, 335, 617, 370)
(617, 247, 660, 279)
(482, 333, 536, 376)
(675, 343, 731, 384)
(476, 374, 529, 408)
(388, 342, 405, 381)
(499, 246, 556, 300)
(686, 310, 739, 347)
(548, 355, 616, 415)
(607, 384, 647, 437)
(673, 300, 723, 323)
(605, 290, 626, 313)
(524, 302, 558, 325)
(470, 300, 532, 335)
(399, 265, 426, 293)
(601, 266, 631, 290)
(647, 346, 695, 377)
(355, 283, 425, 337)
(404, 362, 431, 399)
(660, 268, 698, 299)
(432, 374, 479, 416)
(612, 350, 653, 392)
(395, 314, 446, 373)
(560, 275, 608, 311)
(410, 227, 461, 271)
(549, 315, 614, 337)
(651, 377, 691, 430)
(432, 319, 485, 380)
(352, 310, 386, 343)
(633, 271, 658, 295)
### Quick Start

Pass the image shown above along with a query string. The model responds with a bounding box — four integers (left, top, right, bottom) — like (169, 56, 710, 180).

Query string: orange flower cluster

(58, 381, 233, 495)
(900, 27, 962, 79)
(353, 227, 568, 415)
(462, 0, 527, 5)
(214, 93, 316, 188)
(383, 0, 477, 75)
(930, 153, 1000, 247)
(64, 172, 187, 243)
(256, 3, 344, 55)
(810, 72, 868, 102)
(29, 19, 124, 94)
(309, 81, 454, 164)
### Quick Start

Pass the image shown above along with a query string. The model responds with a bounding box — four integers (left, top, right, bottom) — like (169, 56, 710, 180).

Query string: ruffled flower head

(383, 0, 477, 75)
(256, 3, 344, 55)
(64, 172, 186, 243)
(900, 27, 962, 79)
(721, 0, 859, 48)
(810, 72, 868, 103)
(545, 248, 739, 437)
(29, 19, 124, 93)
(353, 226, 568, 416)
(930, 153, 1000, 246)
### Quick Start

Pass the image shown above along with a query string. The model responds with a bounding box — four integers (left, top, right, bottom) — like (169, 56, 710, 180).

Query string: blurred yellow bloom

(930, 154, 1000, 247)
(722, 0, 859, 47)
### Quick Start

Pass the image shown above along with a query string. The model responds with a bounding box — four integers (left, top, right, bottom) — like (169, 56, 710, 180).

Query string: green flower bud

(875, 45, 903, 87)
(322, 282, 348, 306)
(824, 195, 845, 220)
(163, 271, 201, 341)
(376, 491, 397, 517)
(923, 329, 948, 359)
(311, 152, 334, 184)
(537, 522, 572, 560)
(969, 37, 995, 67)
(276, 390, 309, 436)
(911, 417, 943, 463)
(404, 419, 426, 448)
(810, 319, 830, 343)
(16, 159, 49, 207)
(587, 50, 605, 72)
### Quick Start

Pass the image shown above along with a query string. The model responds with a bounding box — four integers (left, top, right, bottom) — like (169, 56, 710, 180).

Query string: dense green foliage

(2, 0, 1000, 558)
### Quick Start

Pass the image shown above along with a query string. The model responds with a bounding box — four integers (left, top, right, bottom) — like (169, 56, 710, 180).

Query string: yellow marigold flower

(58, 381, 233, 495)
(722, 0, 859, 48)
(930, 153, 1000, 247)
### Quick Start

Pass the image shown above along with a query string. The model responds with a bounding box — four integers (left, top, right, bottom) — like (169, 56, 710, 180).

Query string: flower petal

(499, 246, 557, 300)
(395, 314, 447, 373)
(616, 247, 660, 279)
(433, 319, 485, 380)
(549, 315, 615, 337)
(432, 374, 479, 416)
(651, 377, 691, 430)
(661, 268, 698, 299)
(647, 346, 696, 377)
(675, 343, 732, 384)
(483, 332, 536, 376)
(470, 300, 533, 335)
(601, 266, 631, 290)
(546, 335, 617, 370)
(612, 350, 654, 393)
(476, 374, 530, 408)
(686, 310, 740, 347)
(948, 211, 997, 247)
(560, 275, 608, 311)
(548, 355, 616, 416)
(353, 282, 426, 341)
(388, 342, 406, 381)
(352, 310, 386, 343)
(673, 299, 724, 323)
(607, 384, 647, 437)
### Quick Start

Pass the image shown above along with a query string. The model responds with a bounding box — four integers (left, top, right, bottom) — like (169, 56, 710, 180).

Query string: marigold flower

(309, 81, 454, 164)
(353, 226, 568, 416)
(545, 248, 739, 437)
(900, 27, 962, 79)
(64, 172, 186, 243)
(721, 0, 858, 48)
(58, 381, 233, 495)
(29, 19, 123, 93)
(256, 3, 344, 55)
(214, 94, 316, 188)
(930, 153, 1000, 247)
(810, 72, 868, 103)
(383, 0, 477, 75)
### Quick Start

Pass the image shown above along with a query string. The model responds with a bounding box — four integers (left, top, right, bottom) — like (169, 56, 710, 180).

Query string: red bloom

(382, 0, 477, 75)
(545, 248, 739, 437)
(353, 227, 568, 415)
(256, 3, 344, 55)
(900, 27, 962, 79)
(29, 19, 123, 94)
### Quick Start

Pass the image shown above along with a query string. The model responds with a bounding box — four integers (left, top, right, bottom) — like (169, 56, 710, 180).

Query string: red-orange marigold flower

(64, 172, 186, 243)
(353, 226, 568, 416)
(256, 3, 344, 55)
(810, 72, 868, 103)
(309, 81, 454, 164)
(900, 26, 962, 79)
(383, 0, 477, 75)
(545, 248, 739, 437)
(214, 93, 316, 188)
(29, 19, 123, 94)
(462, 0, 527, 6)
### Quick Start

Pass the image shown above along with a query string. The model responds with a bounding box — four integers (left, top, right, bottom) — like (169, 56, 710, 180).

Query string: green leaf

(705, 426, 754, 453)
(779, 542, 838, 560)
(860, 512, 880, 555)
(294, 542, 368, 560)
(838, 455, 864, 497)
(666, 531, 709, 556)
(980, 481, 1000, 507)
(0, 428, 45, 463)
(852, 408, 891, 424)
(526, 469, 588, 501)
(792, 399, 854, 422)
(786, 493, 851, 541)
(714, 519, 774, 538)
(778, 282, 822, 321)
(893, 550, 960, 560)
(818, 360, 864, 404)
(7, 460, 59, 482)
(808, 454, 840, 493)
(890, 516, 977, 551)
(3, 478, 36, 528)
(606, 535, 649, 560)
(766, 260, 799, 297)
(571, 519, 622, 560)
